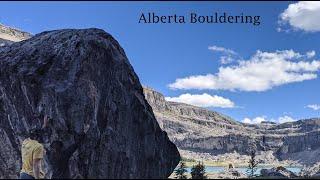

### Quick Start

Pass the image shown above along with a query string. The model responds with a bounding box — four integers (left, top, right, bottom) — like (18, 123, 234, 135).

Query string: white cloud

(242, 115, 296, 124)
(208, 46, 237, 55)
(168, 50, 320, 92)
(165, 93, 235, 108)
(307, 50, 316, 58)
(242, 116, 266, 124)
(278, 116, 295, 123)
(242, 118, 252, 124)
(252, 116, 267, 124)
(279, 1, 320, 32)
(220, 56, 234, 64)
(209, 45, 239, 64)
(307, 104, 320, 110)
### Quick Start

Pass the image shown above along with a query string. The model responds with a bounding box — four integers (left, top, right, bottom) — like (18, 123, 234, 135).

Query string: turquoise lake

(184, 166, 302, 175)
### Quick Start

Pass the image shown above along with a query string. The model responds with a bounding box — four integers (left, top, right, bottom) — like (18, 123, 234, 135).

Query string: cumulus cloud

(242, 118, 252, 124)
(307, 50, 316, 58)
(219, 56, 235, 65)
(243, 115, 296, 124)
(279, 1, 320, 32)
(168, 50, 320, 92)
(307, 104, 320, 110)
(278, 116, 295, 123)
(243, 116, 266, 124)
(165, 93, 235, 108)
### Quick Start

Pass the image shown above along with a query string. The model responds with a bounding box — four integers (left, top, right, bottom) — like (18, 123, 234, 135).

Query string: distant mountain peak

(0, 23, 32, 44)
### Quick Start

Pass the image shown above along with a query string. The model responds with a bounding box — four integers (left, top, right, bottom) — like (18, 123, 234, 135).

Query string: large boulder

(260, 166, 298, 178)
(0, 28, 180, 178)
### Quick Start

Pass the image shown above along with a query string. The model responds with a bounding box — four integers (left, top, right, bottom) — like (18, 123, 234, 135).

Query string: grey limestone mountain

(143, 86, 320, 166)
(0, 23, 32, 47)
(0, 28, 180, 178)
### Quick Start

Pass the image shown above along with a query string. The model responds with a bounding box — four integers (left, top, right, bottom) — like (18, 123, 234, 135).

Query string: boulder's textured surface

(143, 87, 320, 166)
(260, 166, 298, 178)
(0, 29, 180, 179)
(0, 38, 12, 47)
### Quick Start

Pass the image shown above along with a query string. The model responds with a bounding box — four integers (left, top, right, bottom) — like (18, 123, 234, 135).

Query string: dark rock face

(0, 29, 180, 179)
(0, 38, 13, 47)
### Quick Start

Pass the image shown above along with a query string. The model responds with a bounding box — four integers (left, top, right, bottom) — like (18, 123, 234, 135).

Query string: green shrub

(191, 161, 207, 179)
(174, 161, 188, 179)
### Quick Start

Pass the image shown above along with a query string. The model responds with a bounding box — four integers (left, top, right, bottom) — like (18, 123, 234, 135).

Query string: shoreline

(183, 160, 303, 169)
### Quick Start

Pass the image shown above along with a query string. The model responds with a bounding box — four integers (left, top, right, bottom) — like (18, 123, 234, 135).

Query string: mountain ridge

(0, 23, 32, 46)
(143, 86, 320, 166)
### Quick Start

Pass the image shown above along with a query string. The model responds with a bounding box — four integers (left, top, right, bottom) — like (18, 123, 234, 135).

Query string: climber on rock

(21, 111, 89, 179)
(20, 114, 50, 179)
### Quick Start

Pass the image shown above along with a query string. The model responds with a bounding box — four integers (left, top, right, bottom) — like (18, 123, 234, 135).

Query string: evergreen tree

(174, 161, 188, 179)
(191, 161, 207, 179)
(246, 149, 259, 178)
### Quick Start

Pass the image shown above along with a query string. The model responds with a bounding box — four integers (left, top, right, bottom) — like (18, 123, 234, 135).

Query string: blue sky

(1, 2, 319, 123)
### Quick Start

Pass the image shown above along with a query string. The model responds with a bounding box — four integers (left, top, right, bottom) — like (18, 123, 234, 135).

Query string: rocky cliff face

(143, 87, 320, 166)
(0, 28, 180, 179)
